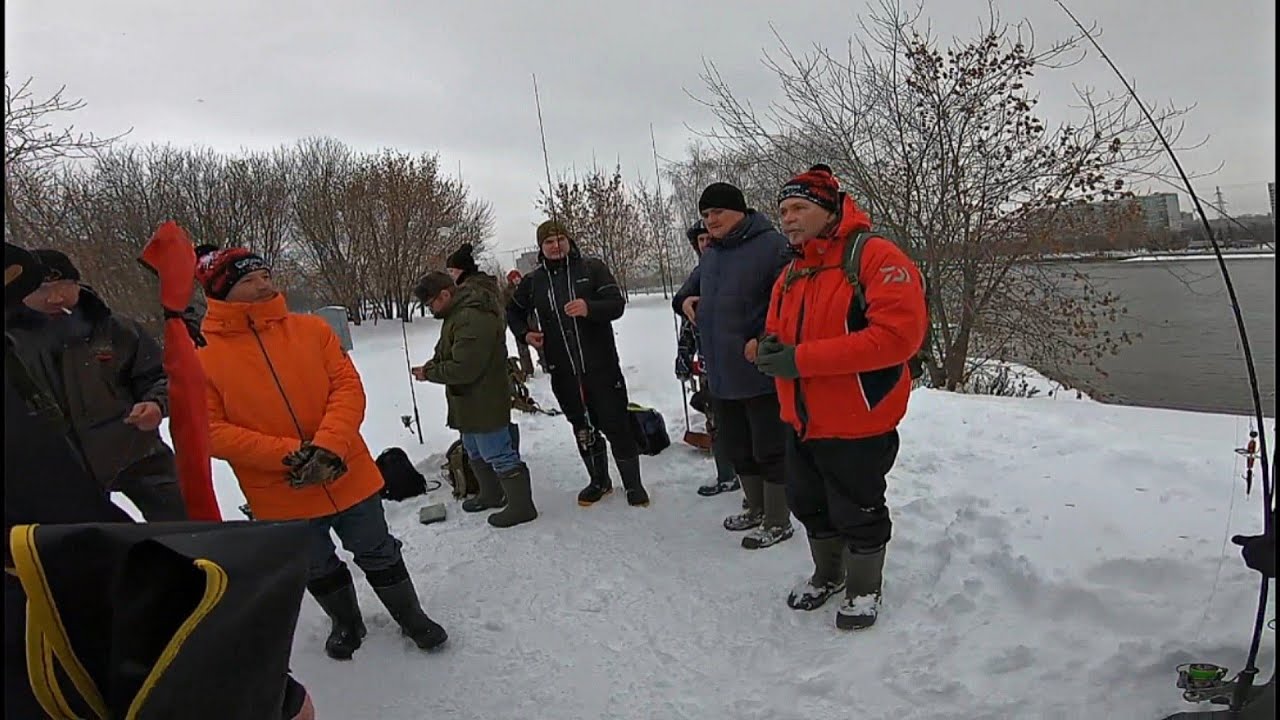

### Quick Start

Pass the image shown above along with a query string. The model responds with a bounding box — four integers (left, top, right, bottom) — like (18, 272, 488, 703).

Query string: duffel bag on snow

(8, 520, 310, 720)
(377, 446, 428, 501)
(443, 438, 479, 499)
(628, 403, 671, 456)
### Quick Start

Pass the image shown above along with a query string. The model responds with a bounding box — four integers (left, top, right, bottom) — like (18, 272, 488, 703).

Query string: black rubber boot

(368, 560, 448, 650)
(787, 535, 846, 610)
(488, 463, 539, 528)
(462, 459, 506, 512)
(307, 564, 368, 660)
(616, 456, 649, 507)
(836, 544, 886, 631)
(576, 436, 613, 507)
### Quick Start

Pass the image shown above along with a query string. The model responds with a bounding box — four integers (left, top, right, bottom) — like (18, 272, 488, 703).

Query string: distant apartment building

(1135, 192, 1181, 231)
(515, 250, 540, 276)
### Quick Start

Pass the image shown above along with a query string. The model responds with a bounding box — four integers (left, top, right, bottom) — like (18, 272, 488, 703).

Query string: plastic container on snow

(315, 305, 354, 351)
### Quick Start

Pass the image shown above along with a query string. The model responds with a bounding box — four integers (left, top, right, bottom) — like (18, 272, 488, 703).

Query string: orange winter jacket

(765, 195, 928, 440)
(198, 293, 383, 520)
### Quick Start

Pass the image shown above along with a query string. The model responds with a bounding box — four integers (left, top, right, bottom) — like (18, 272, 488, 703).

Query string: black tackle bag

(628, 403, 671, 456)
(377, 447, 428, 501)
(8, 520, 310, 720)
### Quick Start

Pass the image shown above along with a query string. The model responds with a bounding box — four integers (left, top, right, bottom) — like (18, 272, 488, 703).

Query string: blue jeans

(306, 492, 403, 581)
(461, 424, 522, 475)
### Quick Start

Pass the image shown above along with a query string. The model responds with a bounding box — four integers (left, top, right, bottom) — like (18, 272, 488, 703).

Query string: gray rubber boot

(742, 481, 794, 549)
(723, 474, 764, 531)
(462, 459, 506, 512)
(836, 544, 887, 631)
(787, 535, 846, 610)
(488, 463, 538, 528)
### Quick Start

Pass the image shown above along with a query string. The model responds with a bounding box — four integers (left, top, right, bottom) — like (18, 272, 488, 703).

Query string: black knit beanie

(698, 182, 748, 214)
(31, 249, 81, 283)
(685, 221, 706, 251)
(445, 243, 479, 275)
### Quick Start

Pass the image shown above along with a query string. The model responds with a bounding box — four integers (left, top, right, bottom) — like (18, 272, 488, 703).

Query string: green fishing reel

(1175, 663, 1232, 704)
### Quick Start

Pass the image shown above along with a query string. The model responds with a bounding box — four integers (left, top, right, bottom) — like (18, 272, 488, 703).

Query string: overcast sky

(6, 0, 1275, 263)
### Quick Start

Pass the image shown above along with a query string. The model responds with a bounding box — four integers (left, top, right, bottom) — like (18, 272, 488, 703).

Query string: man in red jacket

(756, 165, 928, 631)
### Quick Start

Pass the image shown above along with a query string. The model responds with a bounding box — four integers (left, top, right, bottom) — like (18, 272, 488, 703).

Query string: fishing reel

(1175, 663, 1234, 705)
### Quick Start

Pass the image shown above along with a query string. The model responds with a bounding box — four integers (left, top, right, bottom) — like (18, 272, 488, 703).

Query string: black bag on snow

(8, 520, 310, 720)
(376, 447, 428, 501)
(628, 403, 671, 456)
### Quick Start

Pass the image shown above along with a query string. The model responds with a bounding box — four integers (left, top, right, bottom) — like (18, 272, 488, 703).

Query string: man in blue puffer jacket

(673, 182, 795, 550)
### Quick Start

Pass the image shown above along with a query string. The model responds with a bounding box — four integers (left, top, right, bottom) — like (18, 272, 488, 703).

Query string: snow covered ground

(128, 293, 1275, 719)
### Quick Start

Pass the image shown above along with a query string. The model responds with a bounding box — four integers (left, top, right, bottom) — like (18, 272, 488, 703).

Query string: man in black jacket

(6, 250, 185, 521)
(506, 220, 649, 507)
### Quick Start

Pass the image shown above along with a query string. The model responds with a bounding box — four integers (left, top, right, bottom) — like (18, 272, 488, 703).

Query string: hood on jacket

(201, 292, 290, 336)
(443, 283, 499, 319)
(715, 211, 779, 250)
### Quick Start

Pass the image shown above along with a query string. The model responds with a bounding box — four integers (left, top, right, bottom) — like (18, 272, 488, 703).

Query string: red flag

(138, 222, 221, 521)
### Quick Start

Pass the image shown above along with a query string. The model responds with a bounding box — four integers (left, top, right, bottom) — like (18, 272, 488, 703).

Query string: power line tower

(1214, 186, 1228, 216)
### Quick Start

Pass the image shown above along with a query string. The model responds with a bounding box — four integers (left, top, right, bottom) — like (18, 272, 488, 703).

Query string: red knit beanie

(777, 164, 841, 214)
(195, 246, 271, 300)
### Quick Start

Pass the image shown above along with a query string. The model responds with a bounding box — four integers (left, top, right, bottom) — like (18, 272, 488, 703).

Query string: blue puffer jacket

(673, 211, 790, 400)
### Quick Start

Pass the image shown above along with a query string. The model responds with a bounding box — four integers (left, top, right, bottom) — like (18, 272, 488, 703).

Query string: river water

(1062, 256, 1275, 417)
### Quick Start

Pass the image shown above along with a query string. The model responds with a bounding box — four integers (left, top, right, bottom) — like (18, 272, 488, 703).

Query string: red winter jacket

(764, 195, 928, 440)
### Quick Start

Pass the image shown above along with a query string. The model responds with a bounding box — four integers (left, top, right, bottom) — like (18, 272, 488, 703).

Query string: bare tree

(537, 164, 646, 293)
(687, 0, 1188, 391)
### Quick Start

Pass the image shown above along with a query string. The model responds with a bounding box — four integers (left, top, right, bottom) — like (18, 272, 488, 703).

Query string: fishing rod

(400, 317, 424, 445)
(1052, 2, 1273, 713)
(532, 74, 596, 438)
(650, 123, 699, 443)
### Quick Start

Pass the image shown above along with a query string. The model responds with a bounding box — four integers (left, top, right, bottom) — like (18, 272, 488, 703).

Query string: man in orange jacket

(195, 246, 447, 659)
(757, 165, 928, 631)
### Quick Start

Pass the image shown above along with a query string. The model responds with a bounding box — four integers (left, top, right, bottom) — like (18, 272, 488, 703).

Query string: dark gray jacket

(5, 288, 174, 489)
(673, 211, 790, 400)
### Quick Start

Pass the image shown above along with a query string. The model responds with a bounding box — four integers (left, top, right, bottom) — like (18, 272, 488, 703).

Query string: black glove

(1231, 530, 1275, 578)
(283, 444, 349, 489)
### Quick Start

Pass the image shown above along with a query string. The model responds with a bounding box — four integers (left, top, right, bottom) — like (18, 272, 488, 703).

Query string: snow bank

(137, 293, 1274, 719)
(1119, 252, 1275, 263)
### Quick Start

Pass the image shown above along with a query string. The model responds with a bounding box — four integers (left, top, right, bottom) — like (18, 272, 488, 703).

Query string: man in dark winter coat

(5, 249, 187, 521)
(506, 220, 650, 508)
(413, 271, 538, 527)
(675, 183, 795, 550)
(4, 241, 136, 718)
(673, 220, 740, 498)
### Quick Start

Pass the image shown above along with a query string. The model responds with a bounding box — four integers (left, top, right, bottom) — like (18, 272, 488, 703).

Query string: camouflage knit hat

(413, 271, 455, 305)
(536, 220, 571, 244)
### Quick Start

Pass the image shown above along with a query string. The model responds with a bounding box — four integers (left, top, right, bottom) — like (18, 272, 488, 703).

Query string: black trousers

(712, 393, 787, 486)
(549, 369, 638, 460)
(116, 473, 188, 522)
(785, 429, 900, 551)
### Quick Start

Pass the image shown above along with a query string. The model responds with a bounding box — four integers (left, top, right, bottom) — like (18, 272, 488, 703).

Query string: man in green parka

(411, 271, 538, 528)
